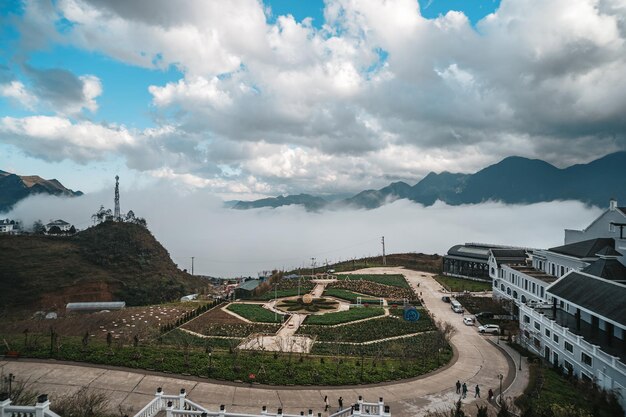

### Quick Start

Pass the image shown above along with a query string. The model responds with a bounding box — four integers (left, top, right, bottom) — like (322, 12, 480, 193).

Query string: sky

(1, 0, 625, 199)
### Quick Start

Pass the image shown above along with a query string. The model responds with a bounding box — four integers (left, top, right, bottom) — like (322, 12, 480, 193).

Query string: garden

(0, 272, 456, 386)
(433, 275, 492, 292)
(335, 274, 410, 289)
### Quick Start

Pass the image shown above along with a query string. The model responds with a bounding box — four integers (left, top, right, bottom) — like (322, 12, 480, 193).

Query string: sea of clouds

(7, 186, 602, 277)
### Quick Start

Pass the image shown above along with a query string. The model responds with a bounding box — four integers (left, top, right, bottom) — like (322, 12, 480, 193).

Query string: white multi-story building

(0, 218, 20, 234)
(490, 199, 626, 409)
(45, 219, 72, 233)
(518, 272, 625, 407)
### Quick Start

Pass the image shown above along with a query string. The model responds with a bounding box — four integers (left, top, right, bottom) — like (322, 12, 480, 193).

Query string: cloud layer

(7, 187, 602, 277)
(2, 0, 626, 197)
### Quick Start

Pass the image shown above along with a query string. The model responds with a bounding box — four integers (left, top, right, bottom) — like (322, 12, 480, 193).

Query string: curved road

(0, 268, 516, 416)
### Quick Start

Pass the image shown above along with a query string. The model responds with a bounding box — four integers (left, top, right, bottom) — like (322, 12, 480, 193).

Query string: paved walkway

(1, 267, 523, 417)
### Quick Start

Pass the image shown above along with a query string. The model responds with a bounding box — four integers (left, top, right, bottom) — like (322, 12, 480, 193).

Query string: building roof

(549, 238, 615, 259)
(507, 264, 559, 283)
(595, 246, 622, 258)
(618, 207, 626, 216)
(581, 258, 626, 282)
(66, 302, 126, 310)
(547, 272, 626, 327)
(446, 244, 493, 261)
(47, 219, 70, 226)
(238, 279, 261, 291)
(490, 248, 528, 265)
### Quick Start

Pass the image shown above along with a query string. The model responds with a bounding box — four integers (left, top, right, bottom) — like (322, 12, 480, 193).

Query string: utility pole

(191, 257, 195, 276)
(381, 236, 386, 266)
(311, 257, 316, 276)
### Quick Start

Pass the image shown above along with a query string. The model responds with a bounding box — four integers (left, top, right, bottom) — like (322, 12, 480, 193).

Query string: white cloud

(6, 0, 626, 196)
(0, 81, 38, 109)
(7, 188, 603, 277)
(0, 116, 136, 161)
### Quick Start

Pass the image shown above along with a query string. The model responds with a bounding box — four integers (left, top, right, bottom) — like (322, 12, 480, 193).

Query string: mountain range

(231, 151, 626, 210)
(0, 170, 82, 213)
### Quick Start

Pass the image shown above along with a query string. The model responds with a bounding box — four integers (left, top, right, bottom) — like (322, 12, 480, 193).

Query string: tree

(32, 220, 45, 234)
(68, 225, 77, 235)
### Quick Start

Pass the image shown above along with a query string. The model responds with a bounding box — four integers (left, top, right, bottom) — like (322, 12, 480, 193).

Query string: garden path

(2, 267, 520, 417)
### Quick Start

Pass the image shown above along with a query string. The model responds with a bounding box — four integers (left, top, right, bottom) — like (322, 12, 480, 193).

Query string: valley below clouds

(8, 188, 602, 277)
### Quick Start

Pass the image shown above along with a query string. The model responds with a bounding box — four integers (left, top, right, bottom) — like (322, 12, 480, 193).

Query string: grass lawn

(336, 274, 410, 289)
(226, 303, 282, 323)
(304, 307, 384, 325)
(250, 288, 312, 301)
(323, 288, 381, 304)
(433, 275, 492, 292)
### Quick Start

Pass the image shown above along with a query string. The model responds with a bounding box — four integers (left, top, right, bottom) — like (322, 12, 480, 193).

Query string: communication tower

(114, 175, 121, 221)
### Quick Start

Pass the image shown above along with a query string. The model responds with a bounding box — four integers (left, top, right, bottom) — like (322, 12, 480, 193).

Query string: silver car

(478, 324, 500, 335)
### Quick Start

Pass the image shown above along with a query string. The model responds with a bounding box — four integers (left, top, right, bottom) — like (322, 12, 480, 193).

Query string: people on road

(456, 380, 461, 394)
(338, 397, 343, 409)
(475, 385, 480, 398)
(324, 396, 329, 411)
(488, 388, 494, 402)
(462, 382, 468, 399)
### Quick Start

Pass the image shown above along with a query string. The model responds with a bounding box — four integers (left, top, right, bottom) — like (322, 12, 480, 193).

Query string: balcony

(535, 307, 626, 364)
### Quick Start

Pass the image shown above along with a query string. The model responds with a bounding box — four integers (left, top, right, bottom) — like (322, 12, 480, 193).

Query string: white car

(463, 317, 475, 326)
(478, 324, 500, 335)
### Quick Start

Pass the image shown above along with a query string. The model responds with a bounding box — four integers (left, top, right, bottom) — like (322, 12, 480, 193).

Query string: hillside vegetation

(0, 221, 206, 312)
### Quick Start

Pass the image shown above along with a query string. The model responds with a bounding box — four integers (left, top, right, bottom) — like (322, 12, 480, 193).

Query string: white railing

(0, 395, 62, 417)
(1, 390, 390, 417)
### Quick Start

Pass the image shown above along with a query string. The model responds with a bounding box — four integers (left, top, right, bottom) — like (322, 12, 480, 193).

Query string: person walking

(488, 388, 494, 402)
(338, 397, 343, 409)
(456, 380, 461, 394)
(475, 385, 480, 398)
(462, 382, 468, 399)
(324, 396, 329, 411)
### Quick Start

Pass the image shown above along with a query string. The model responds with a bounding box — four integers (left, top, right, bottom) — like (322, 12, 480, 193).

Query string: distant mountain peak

(230, 152, 626, 210)
(0, 170, 82, 213)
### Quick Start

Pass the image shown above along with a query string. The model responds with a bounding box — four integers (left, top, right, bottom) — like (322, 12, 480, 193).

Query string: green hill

(0, 221, 207, 313)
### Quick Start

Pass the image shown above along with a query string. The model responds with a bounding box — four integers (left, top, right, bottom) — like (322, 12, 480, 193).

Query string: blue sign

(403, 306, 420, 322)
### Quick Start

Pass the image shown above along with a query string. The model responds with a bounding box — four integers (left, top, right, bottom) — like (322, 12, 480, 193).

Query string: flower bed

(311, 331, 448, 357)
(328, 280, 414, 299)
(322, 288, 381, 304)
(303, 307, 384, 325)
(300, 315, 434, 343)
(0, 332, 452, 385)
(226, 303, 282, 323)
(336, 274, 410, 289)
(181, 322, 280, 337)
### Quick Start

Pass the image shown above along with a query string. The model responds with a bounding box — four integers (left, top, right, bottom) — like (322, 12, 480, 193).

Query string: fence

(0, 394, 62, 417)
(1, 390, 390, 417)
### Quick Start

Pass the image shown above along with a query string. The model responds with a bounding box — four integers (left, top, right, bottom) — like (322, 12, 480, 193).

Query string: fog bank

(8, 187, 602, 277)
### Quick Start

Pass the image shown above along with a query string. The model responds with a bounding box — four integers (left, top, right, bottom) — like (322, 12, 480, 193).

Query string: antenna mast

(381, 236, 386, 266)
(114, 175, 121, 221)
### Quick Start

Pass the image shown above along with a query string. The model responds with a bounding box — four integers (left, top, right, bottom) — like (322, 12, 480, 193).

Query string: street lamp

(498, 373, 503, 404)
(4, 373, 15, 397)
(206, 347, 213, 375)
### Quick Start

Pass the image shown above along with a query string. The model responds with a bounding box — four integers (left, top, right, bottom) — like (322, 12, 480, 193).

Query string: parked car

(450, 300, 464, 313)
(463, 317, 475, 326)
(441, 296, 451, 303)
(478, 324, 500, 335)
(475, 312, 495, 319)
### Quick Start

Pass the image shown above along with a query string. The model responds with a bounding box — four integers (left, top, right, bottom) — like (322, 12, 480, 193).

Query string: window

(564, 341, 573, 353)
(564, 360, 574, 375)
(532, 282, 536, 294)
(581, 352, 592, 367)
(523, 315, 531, 324)
(534, 338, 541, 349)
(540, 287, 544, 298)
(560, 265, 565, 276)
(581, 372, 592, 382)
(534, 322, 541, 331)
(545, 328, 551, 337)
(553, 334, 559, 344)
